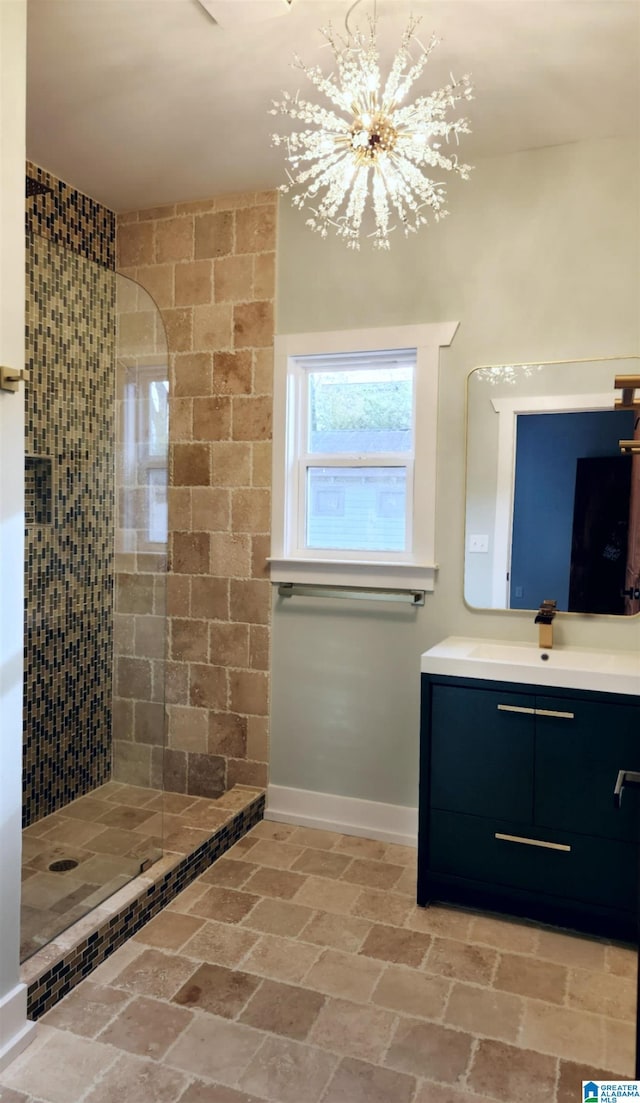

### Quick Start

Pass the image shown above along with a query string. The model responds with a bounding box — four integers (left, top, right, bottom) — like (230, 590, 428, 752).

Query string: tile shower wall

(24, 164, 116, 827)
(116, 192, 276, 798)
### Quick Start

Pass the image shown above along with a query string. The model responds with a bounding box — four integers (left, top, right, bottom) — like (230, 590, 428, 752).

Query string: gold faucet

(535, 599, 557, 649)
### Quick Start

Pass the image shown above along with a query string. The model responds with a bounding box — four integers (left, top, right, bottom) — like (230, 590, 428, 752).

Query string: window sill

(268, 557, 438, 591)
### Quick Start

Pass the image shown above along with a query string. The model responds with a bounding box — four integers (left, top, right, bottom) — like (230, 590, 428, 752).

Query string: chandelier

(271, 8, 474, 250)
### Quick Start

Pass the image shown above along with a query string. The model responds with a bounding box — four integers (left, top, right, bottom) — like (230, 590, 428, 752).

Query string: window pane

(308, 366, 413, 454)
(306, 467, 407, 551)
(148, 379, 169, 458)
(147, 467, 168, 544)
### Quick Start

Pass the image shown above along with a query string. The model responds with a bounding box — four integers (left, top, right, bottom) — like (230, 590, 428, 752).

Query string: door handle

(497, 704, 535, 715)
(613, 769, 640, 808)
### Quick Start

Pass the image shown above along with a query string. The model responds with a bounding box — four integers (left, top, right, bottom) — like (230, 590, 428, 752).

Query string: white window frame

(270, 322, 459, 590)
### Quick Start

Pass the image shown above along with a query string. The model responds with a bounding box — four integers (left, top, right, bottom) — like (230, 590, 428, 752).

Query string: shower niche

(24, 455, 52, 526)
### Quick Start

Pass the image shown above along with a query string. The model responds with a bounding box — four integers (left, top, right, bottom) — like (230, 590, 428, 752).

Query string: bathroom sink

(421, 636, 640, 695)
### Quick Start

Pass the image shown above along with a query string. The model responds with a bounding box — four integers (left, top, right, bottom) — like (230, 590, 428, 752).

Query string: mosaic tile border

(25, 161, 115, 269)
(25, 791, 265, 1019)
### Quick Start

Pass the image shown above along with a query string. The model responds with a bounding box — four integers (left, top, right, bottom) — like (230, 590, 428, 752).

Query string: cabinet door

(430, 685, 535, 822)
(535, 696, 640, 841)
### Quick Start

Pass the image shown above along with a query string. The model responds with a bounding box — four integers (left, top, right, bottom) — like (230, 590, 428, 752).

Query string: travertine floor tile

(468, 913, 539, 954)
(333, 836, 388, 861)
(199, 857, 258, 888)
(42, 980, 130, 1037)
(83, 1052, 189, 1103)
(172, 962, 261, 1018)
(242, 896, 313, 936)
(352, 887, 412, 926)
(178, 1080, 264, 1103)
(520, 1000, 605, 1064)
(467, 1038, 558, 1102)
(290, 848, 352, 879)
(241, 865, 308, 899)
(241, 933, 321, 983)
(288, 826, 343, 850)
(8, 818, 638, 1103)
(110, 947, 196, 999)
(304, 948, 384, 1002)
(293, 875, 362, 915)
(567, 965, 636, 1020)
(384, 1017, 473, 1082)
(238, 978, 325, 1039)
(187, 885, 259, 924)
(237, 1035, 338, 1103)
(165, 1016, 264, 1085)
(244, 839, 306, 869)
(359, 923, 431, 967)
(444, 982, 523, 1042)
(0, 1030, 116, 1103)
(300, 910, 371, 953)
(97, 993, 193, 1057)
(493, 951, 567, 1003)
(556, 1059, 628, 1103)
(412, 1083, 496, 1103)
(322, 1055, 416, 1103)
(133, 910, 205, 950)
(249, 819, 297, 842)
(425, 938, 497, 985)
(536, 928, 607, 971)
(180, 919, 259, 967)
(308, 996, 396, 1062)
(605, 943, 637, 979)
(372, 963, 451, 1020)
(603, 1016, 636, 1076)
(340, 857, 403, 890)
(405, 905, 473, 940)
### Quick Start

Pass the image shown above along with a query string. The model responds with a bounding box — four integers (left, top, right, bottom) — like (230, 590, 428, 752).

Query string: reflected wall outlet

(468, 534, 489, 553)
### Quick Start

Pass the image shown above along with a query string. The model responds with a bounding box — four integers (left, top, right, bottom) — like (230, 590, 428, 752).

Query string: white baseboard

(0, 983, 37, 1073)
(266, 784, 417, 847)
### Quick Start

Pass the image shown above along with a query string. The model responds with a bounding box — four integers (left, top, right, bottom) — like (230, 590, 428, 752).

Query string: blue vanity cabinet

(418, 674, 640, 941)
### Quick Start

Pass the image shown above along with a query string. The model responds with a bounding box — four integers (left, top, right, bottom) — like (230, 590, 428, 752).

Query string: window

(271, 323, 458, 589)
(121, 366, 169, 551)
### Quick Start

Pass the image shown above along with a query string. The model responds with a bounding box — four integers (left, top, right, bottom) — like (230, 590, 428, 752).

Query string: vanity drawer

(428, 809, 637, 911)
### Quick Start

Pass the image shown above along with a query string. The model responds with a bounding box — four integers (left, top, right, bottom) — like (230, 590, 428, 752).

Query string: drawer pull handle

(497, 704, 535, 715)
(494, 832, 571, 852)
(534, 708, 574, 720)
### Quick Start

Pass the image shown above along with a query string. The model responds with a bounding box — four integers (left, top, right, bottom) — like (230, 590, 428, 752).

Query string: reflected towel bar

(277, 583, 425, 605)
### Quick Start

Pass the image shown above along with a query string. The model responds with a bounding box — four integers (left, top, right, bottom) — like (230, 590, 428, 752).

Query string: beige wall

(271, 137, 640, 808)
(116, 192, 276, 796)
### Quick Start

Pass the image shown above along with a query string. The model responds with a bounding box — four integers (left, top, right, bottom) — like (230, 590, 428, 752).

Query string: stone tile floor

(3, 818, 636, 1103)
(21, 781, 243, 961)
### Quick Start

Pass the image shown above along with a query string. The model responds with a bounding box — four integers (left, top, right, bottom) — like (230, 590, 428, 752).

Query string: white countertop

(421, 636, 640, 696)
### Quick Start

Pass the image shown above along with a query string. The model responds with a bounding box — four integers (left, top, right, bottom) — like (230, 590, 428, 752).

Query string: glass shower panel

(112, 273, 170, 834)
(20, 235, 168, 962)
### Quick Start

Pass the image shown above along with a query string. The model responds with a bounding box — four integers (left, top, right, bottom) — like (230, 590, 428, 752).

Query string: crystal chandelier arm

(382, 21, 436, 104)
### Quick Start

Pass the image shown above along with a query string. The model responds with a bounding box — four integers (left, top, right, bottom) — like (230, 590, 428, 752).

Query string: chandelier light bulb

(270, 14, 474, 249)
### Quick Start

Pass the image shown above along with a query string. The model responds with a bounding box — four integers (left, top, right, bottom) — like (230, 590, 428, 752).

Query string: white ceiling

(26, 0, 640, 212)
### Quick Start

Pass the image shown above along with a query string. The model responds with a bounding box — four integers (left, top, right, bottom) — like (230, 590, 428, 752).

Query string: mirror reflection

(464, 358, 640, 617)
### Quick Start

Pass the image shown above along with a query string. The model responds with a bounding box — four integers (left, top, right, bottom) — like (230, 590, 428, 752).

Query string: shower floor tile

(20, 782, 247, 962)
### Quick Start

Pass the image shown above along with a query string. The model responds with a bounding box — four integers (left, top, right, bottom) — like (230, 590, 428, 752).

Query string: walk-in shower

(21, 216, 169, 961)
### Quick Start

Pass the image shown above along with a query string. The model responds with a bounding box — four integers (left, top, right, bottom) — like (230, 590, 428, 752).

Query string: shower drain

(48, 859, 79, 873)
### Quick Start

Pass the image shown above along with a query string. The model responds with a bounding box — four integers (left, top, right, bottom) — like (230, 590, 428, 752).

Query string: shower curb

(24, 790, 265, 1020)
